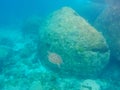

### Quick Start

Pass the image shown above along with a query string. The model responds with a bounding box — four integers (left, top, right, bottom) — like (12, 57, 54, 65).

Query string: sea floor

(0, 27, 120, 90)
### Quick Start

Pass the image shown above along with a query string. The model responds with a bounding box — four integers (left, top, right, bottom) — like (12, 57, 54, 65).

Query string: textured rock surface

(38, 7, 110, 78)
(94, 3, 120, 61)
(80, 79, 100, 90)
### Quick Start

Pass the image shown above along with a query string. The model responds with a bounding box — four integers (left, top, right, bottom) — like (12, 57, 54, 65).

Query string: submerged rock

(94, 2, 120, 61)
(80, 79, 100, 90)
(38, 7, 110, 78)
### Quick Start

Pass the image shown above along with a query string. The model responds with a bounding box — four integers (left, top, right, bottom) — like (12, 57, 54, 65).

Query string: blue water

(0, 0, 120, 90)
(0, 0, 106, 27)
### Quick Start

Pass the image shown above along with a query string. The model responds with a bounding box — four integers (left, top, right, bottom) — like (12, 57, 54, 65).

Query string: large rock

(94, 2, 120, 61)
(38, 7, 110, 78)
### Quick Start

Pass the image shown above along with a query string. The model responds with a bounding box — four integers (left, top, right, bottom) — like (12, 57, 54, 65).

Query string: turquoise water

(0, 0, 120, 90)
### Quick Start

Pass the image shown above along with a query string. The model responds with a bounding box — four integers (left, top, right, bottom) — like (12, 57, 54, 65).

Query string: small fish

(47, 51, 63, 68)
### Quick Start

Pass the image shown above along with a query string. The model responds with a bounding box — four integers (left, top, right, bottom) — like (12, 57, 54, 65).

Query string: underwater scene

(0, 0, 120, 90)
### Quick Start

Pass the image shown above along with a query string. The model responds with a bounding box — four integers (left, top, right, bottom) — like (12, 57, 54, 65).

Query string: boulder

(94, 3, 120, 61)
(38, 7, 110, 78)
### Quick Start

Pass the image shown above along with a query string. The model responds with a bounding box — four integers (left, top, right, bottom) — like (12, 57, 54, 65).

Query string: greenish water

(0, 0, 120, 90)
